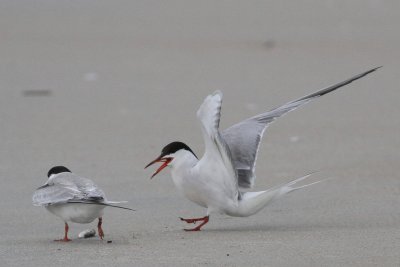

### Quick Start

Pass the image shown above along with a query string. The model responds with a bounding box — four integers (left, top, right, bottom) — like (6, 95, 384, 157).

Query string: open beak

(145, 156, 173, 178)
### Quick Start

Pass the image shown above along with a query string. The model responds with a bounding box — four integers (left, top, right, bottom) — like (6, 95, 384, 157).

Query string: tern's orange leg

(97, 217, 104, 240)
(54, 222, 72, 242)
(180, 216, 209, 231)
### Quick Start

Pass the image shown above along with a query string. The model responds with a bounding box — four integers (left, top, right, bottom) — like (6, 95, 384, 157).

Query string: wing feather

(32, 173, 105, 206)
(196, 90, 239, 200)
(222, 67, 381, 189)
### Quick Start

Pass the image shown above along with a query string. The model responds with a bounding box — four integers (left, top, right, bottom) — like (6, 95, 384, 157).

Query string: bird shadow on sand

(202, 220, 380, 233)
(24, 235, 133, 246)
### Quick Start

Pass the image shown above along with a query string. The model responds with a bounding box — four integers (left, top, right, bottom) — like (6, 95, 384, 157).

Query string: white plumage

(33, 166, 133, 241)
(146, 67, 379, 231)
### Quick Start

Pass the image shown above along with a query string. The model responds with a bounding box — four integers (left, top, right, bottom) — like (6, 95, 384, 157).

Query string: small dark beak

(145, 155, 173, 179)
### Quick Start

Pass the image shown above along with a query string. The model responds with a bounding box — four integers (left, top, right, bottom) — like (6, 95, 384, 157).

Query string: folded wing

(32, 173, 106, 206)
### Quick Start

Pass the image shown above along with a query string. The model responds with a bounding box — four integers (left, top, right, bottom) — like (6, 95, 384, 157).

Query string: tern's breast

(171, 170, 209, 208)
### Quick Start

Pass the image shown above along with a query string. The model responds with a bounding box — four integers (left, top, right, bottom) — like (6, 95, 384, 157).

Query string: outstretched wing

(222, 67, 380, 189)
(196, 91, 239, 201)
(32, 173, 106, 206)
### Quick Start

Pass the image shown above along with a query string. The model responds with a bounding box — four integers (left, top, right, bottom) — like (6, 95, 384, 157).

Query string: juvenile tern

(145, 67, 380, 231)
(32, 166, 134, 241)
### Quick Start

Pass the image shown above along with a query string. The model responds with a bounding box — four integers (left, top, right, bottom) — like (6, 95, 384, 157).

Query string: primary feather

(222, 67, 381, 189)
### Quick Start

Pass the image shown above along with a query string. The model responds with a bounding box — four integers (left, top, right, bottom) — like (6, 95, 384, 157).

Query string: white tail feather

(275, 172, 327, 194)
(226, 172, 326, 217)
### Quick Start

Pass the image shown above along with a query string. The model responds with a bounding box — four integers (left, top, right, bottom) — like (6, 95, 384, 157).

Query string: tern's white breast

(46, 203, 105, 224)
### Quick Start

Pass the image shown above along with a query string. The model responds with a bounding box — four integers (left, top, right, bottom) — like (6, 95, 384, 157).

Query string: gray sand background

(0, 1, 399, 266)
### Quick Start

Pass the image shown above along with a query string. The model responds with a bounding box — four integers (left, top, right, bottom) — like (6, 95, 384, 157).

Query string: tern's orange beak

(145, 156, 173, 178)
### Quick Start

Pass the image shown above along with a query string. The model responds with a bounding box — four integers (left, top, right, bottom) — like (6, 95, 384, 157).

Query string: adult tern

(32, 166, 134, 241)
(145, 67, 380, 231)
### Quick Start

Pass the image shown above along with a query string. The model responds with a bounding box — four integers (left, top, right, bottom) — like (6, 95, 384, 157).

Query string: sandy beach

(0, 1, 399, 266)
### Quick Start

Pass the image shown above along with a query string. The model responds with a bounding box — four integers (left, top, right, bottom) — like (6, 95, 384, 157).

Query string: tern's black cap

(161, 141, 197, 159)
(47, 166, 71, 177)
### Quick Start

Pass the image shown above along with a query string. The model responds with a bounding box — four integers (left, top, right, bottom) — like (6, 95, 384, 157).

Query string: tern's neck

(169, 151, 198, 196)
(170, 150, 198, 177)
(171, 150, 199, 171)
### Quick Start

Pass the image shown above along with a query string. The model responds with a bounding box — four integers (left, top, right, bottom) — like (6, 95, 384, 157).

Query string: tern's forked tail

(226, 173, 325, 217)
(66, 200, 135, 211)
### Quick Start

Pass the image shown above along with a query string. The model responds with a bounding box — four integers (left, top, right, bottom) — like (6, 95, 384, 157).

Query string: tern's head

(47, 166, 71, 178)
(145, 141, 197, 178)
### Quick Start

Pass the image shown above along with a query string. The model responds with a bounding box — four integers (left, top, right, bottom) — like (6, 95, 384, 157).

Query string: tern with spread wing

(32, 166, 134, 241)
(145, 67, 380, 231)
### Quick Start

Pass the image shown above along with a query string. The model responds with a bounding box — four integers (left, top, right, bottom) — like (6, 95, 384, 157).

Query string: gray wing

(222, 67, 380, 189)
(32, 173, 106, 206)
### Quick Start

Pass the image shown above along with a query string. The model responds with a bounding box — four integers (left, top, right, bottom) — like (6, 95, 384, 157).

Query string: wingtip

(368, 66, 383, 72)
(212, 90, 223, 98)
(357, 66, 382, 79)
(366, 66, 382, 74)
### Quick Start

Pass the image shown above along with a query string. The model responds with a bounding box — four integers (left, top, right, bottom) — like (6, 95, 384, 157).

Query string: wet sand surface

(0, 1, 399, 266)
